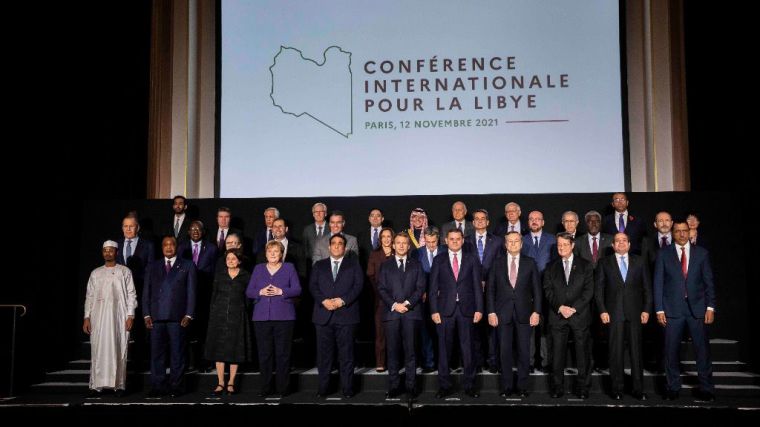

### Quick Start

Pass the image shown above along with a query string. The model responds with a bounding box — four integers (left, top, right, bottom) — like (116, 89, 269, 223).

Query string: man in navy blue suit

(414, 226, 446, 374)
(378, 233, 426, 399)
(430, 228, 483, 398)
(487, 232, 541, 398)
(603, 192, 646, 255)
(654, 220, 716, 401)
(465, 209, 503, 373)
(143, 236, 197, 397)
(253, 207, 280, 254)
(310, 234, 364, 398)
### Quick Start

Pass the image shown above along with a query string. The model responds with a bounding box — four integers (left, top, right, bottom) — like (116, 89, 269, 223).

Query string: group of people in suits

(85, 192, 715, 403)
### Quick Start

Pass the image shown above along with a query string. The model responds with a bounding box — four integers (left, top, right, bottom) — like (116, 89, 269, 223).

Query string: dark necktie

(332, 260, 340, 281)
(591, 236, 598, 263)
(174, 217, 180, 237)
(534, 235, 539, 248)
(477, 235, 484, 263)
(457, 222, 463, 232)
(661, 236, 668, 248)
(317, 225, 323, 238)
(165, 259, 172, 274)
(618, 214, 625, 233)
(372, 228, 379, 250)
(399, 258, 405, 273)
(126, 239, 133, 261)
(218, 230, 225, 249)
(268, 229, 273, 242)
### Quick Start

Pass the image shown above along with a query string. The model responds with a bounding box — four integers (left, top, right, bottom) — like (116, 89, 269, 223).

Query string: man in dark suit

(602, 192, 646, 254)
(654, 221, 716, 401)
(595, 233, 652, 401)
(309, 234, 364, 398)
(143, 236, 197, 397)
(253, 207, 280, 254)
(166, 195, 190, 246)
(378, 233, 426, 399)
(256, 218, 307, 282)
(642, 211, 673, 269)
(209, 207, 242, 253)
(413, 226, 446, 373)
(521, 210, 556, 372)
(358, 208, 385, 270)
(429, 228, 483, 398)
(576, 210, 613, 269)
(465, 209, 504, 373)
(440, 201, 475, 239)
(487, 231, 541, 397)
(493, 202, 528, 237)
(560, 211, 580, 239)
(302, 202, 328, 266)
(116, 214, 156, 368)
(543, 232, 594, 399)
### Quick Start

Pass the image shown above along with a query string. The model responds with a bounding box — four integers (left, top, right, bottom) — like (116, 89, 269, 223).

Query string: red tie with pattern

(680, 246, 688, 279)
(592, 236, 599, 263)
(452, 253, 459, 281)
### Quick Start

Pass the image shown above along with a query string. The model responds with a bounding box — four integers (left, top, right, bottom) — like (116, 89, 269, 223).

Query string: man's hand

(473, 312, 483, 323)
(393, 303, 409, 313)
(125, 317, 134, 331)
(322, 299, 336, 311)
(529, 312, 540, 327)
(431, 313, 442, 324)
(559, 305, 576, 319)
(488, 313, 498, 327)
(705, 310, 715, 325)
(83, 318, 91, 335)
(657, 312, 667, 326)
(144, 316, 153, 329)
(181, 316, 192, 327)
(641, 312, 650, 324)
(600, 312, 610, 324)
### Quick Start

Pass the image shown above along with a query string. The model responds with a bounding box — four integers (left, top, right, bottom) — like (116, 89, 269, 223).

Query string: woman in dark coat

(204, 249, 252, 395)
(365, 227, 395, 372)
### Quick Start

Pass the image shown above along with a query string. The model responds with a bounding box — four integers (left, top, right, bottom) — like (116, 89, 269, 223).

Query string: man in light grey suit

(302, 202, 328, 265)
(440, 201, 474, 239)
(312, 210, 359, 264)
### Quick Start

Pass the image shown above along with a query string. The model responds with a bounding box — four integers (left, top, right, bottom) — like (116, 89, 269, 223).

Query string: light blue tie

(477, 235, 484, 263)
(332, 260, 339, 281)
(428, 250, 434, 267)
(619, 255, 628, 282)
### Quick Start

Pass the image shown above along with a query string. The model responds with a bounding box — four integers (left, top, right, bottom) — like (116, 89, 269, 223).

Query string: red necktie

(680, 246, 688, 279)
(452, 253, 459, 281)
(165, 259, 172, 274)
(592, 236, 599, 263)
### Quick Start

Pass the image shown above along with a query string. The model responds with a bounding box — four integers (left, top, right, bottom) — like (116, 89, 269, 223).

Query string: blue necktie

(477, 235, 484, 263)
(428, 250, 434, 267)
(534, 236, 539, 248)
(619, 255, 628, 282)
(372, 228, 379, 250)
(618, 214, 625, 233)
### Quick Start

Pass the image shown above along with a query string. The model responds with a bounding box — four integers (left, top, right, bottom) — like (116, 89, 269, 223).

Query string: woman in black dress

(204, 249, 252, 395)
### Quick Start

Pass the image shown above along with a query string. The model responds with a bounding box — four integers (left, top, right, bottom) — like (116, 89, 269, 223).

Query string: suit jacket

(641, 234, 671, 269)
(603, 213, 646, 254)
(542, 256, 594, 325)
(441, 220, 475, 239)
(521, 232, 557, 273)
(255, 239, 307, 282)
(486, 255, 542, 324)
(208, 227, 242, 252)
(312, 233, 359, 264)
(575, 232, 613, 269)
(429, 251, 483, 317)
(178, 239, 218, 277)
(464, 232, 504, 278)
(595, 253, 652, 322)
(357, 228, 382, 270)
(253, 228, 272, 254)
(116, 237, 156, 281)
(309, 257, 364, 325)
(142, 258, 197, 321)
(493, 221, 529, 238)
(414, 244, 447, 275)
(654, 244, 715, 318)
(377, 257, 426, 321)
(166, 216, 191, 246)
(302, 223, 327, 263)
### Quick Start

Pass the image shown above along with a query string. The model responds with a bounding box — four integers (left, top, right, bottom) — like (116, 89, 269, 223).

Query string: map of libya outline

(270, 45, 353, 138)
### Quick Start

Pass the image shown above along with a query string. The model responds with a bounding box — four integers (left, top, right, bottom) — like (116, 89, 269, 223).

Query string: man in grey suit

(302, 202, 328, 265)
(312, 210, 359, 264)
(440, 201, 474, 239)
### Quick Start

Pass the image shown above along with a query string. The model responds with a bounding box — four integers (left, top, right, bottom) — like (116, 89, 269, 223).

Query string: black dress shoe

(528, 366, 535, 374)
(85, 389, 102, 398)
(632, 391, 648, 401)
(577, 391, 589, 400)
(551, 390, 564, 398)
(664, 390, 679, 400)
(114, 389, 126, 398)
(516, 389, 530, 398)
(464, 388, 480, 398)
(342, 392, 355, 399)
(695, 390, 715, 402)
(421, 366, 436, 374)
(435, 388, 451, 399)
(147, 389, 163, 398)
(612, 392, 623, 400)
(499, 389, 512, 398)
(386, 388, 402, 399)
(257, 389, 271, 398)
(169, 389, 182, 398)
(315, 392, 326, 399)
(488, 365, 499, 374)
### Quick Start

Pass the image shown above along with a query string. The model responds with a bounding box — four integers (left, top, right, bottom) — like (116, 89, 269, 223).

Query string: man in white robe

(83, 240, 137, 397)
